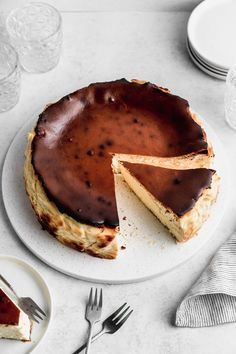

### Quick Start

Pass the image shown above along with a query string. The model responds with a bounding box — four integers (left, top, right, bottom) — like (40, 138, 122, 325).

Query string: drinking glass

(6, 2, 62, 73)
(0, 42, 21, 112)
(225, 66, 236, 130)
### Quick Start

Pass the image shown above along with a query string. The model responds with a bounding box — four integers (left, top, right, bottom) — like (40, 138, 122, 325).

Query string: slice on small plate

(0, 288, 31, 341)
(0, 256, 52, 354)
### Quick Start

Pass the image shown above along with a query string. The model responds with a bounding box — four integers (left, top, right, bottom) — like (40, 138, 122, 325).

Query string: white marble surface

(1, 1, 236, 353)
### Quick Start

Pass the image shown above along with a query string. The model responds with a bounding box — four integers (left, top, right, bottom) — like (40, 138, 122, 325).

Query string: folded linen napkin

(176, 232, 236, 327)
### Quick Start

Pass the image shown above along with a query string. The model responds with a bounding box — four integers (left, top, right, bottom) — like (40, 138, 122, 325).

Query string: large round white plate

(0, 255, 52, 354)
(188, 0, 236, 70)
(2, 115, 229, 284)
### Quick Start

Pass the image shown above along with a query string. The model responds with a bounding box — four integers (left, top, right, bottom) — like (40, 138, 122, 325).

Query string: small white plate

(2, 114, 229, 284)
(188, 36, 228, 74)
(187, 38, 228, 74)
(188, 0, 236, 70)
(187, 39, 227, 80)
(0, 255, 52, 354)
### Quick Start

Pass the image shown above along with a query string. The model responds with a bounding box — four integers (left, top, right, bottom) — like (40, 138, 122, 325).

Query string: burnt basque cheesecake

(24, 79, 216, 259)
(0, 288, 31, 341)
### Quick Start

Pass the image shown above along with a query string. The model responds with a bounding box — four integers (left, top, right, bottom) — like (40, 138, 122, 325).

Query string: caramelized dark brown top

(122, 162, 214, 216)
(0, 289, 20, 325)
(32, 79, 208, 227)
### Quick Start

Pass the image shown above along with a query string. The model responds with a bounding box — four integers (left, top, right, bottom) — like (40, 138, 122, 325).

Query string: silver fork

(85, 288, 103, 354)
(0, 274, 46, 323)
(73, 303, 133, 354)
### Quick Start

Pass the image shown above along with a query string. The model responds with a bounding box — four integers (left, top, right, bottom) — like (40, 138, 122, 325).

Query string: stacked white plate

(187, 0, 236, 80)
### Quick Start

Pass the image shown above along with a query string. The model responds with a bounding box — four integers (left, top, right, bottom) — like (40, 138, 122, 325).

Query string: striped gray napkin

(176, 232, 236, 327)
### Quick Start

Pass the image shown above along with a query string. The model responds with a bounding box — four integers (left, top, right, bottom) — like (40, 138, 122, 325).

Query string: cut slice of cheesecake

(0, 288, 31, 341)
(119, 162, 220, 242)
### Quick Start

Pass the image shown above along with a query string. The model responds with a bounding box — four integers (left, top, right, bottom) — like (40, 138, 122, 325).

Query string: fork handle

(85, 322, 94, 354)
(0, 274, 18, 298)
(73, 328, 106, 354)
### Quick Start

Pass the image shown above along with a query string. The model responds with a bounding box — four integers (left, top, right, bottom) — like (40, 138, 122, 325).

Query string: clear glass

(225, 66, 236, 130)
(6, 3, 62, 73)
(0, 12, 10, 42)
(0, 42, 21, 112)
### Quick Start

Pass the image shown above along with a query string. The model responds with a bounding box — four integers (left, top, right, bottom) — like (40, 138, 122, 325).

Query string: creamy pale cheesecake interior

(0, 288, 31, 341)
(24, 79, 216, 259)
(119, 162, 220, 242)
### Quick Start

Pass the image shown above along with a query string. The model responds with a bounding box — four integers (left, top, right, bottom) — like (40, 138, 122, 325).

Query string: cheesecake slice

(0, 288, 31, 341)
(119, 162, 220, 242)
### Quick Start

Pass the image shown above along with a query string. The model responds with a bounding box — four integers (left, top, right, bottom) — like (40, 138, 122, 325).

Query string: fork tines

(109, 303, 133, 328)
(72, 300, 133, 353)
(86, 288, 103, 312)
(22, 298, 47, 323)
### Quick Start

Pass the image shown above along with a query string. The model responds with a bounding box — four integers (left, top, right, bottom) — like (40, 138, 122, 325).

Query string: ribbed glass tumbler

(0, 42, 20, 112)
(6, 2, 62, 73)
(225, 66, 236, 130)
